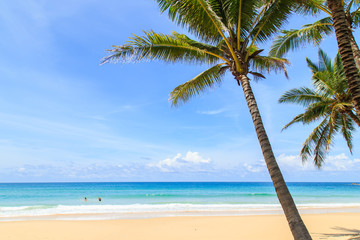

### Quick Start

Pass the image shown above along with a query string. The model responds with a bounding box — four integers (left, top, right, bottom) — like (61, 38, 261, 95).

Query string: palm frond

(279, 87, 329, 106)
(282, 113, 305, 130)
(332, 53, 348, 92)
(250, 55, 290, 77)
(292, 0, 328, 16)
(222, 0, 258, 42)
(248, 0, 293, 45)
(171, 32, 224, 55)
(340, 114, 354, 153)
(156, 0, 229, 44)
(300, 102, 331, 124)
(317, 48, 333, 72)
(170, 63, 226, 106)
(312, 119, 330, 168)
(269, 17, 333, 57)
(300, 117, 330, 167)
(306, 57, 320, 73)
(248, 71, 266, 81)
(208, 0, 231, 30)
(351, 9, 360, 27)
(101, 31, 225, 65)
(326, 110, 343, 152)
(311, 71, 337, 97)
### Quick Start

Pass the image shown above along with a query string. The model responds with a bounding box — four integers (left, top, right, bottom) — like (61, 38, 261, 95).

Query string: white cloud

(277, 154, 310, 170)
(264, 153, 360, 172)
(243, 160, 266, 173)
(197, 108, 226, 115)
(322, 153, 360, 171)
(148, 151, 211, 172)
(275, 153, 360, 172)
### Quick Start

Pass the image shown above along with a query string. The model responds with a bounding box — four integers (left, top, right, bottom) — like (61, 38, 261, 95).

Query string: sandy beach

(0, 213, 359, 240)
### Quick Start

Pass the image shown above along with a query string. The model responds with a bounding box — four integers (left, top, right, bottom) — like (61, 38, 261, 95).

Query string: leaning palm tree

(102, 0, 312, 239)
(279, 49, 359, 167)
(270, 0, 360, 118)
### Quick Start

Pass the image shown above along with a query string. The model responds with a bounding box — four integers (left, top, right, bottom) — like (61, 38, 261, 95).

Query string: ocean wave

(1, 203, 360, 219)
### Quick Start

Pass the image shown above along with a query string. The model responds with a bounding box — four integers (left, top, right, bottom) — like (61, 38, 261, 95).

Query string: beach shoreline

(2, 205, 360, 221)
(0, 213, 359, 240)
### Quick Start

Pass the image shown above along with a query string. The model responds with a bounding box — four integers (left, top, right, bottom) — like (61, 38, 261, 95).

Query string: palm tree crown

(102, 0, 292, 105)
(279, 49, 359, 167)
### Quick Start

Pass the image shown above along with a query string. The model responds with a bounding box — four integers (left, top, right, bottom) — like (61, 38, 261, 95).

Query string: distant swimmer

(98, 197, 101, 202)
(84, 197, 87, 202)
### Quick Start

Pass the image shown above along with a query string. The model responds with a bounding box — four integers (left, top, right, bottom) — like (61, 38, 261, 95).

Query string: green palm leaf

(351, 9, 360, 27)
(279, 87, 328, 106)
(101, 31, 225, 65)
(269, 17, 333, 57)
(301, 101, 332, 123)
(248, 0, 294, 45)
(317, 48, 333, 72)
(292, 0, 327, 16)
(340, 114, 354, 153)
(170, 63, 226, 106)
(282, 113, 305, 130)
(250, 55, 290, 77)
(156, 0, 229, 44)
(222, 0, 258, 42)
(300, 117, 329, 167)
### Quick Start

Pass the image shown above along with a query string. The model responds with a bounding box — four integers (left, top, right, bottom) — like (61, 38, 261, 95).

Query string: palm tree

(326, 0, 360, 118)
(270, 0, 360, 118)
(279, 49, 359, 167)
(102, 0, 312, 239)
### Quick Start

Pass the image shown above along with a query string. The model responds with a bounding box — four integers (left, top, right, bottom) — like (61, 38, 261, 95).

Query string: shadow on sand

(318, 227, 360, 239)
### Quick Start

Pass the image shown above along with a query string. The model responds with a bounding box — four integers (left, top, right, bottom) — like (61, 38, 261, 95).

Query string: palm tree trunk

(327, 0, 360, 117)
(345, 109, 360, 127)
(238, 74, 312, 240)
(349, 33, 360, 70)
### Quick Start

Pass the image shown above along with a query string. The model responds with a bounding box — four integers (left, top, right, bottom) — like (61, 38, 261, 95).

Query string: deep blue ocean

(0, 182, 359, 220)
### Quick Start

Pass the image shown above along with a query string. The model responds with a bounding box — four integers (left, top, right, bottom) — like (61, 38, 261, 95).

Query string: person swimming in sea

(98, 197, 101, 202)
(84, 197, 87, 202)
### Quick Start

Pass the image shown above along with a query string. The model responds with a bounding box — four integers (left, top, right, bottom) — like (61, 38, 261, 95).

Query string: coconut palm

(279, 49, 359, 167)
(102, 0, 312, 239)
(270, 0, 360, 118)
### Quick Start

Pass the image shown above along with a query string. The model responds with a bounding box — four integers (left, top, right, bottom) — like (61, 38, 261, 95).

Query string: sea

(0, 182, 360, 221)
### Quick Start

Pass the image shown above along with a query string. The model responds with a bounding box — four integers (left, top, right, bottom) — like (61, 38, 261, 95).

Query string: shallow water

(0, 182, 359, 220)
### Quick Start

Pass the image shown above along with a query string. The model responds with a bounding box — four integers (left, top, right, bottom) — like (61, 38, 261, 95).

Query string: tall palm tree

(270, 0, 360, 118)
(279, 49, 359, 167)
(326, 0, 360, 118)
(102, 0, 312, 239)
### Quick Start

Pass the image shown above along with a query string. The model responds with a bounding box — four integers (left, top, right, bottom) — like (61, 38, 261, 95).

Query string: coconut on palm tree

(102, 0, 312, 239)
(279, 49, 359, 167)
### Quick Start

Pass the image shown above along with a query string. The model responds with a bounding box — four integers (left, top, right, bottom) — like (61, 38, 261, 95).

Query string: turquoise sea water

(0, 182, 359, 220)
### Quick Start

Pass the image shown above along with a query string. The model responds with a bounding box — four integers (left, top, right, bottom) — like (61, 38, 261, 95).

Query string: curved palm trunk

(349, 33, 360, 70)
(238, 74, 312, 240)
(327, 0, 360, 117)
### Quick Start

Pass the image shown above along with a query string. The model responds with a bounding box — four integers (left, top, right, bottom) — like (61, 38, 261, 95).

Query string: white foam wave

(1, 203, 360, 219)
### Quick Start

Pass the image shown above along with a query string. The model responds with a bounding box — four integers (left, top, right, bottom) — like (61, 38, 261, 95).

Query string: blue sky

(0, 0, 359, 182)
